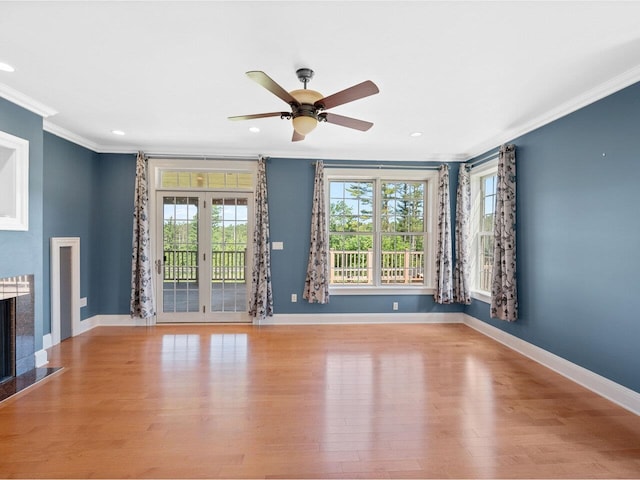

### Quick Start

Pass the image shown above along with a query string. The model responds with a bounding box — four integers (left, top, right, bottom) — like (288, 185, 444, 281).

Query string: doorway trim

(149, 158, 257, 324)
(50, 237, 81, 346)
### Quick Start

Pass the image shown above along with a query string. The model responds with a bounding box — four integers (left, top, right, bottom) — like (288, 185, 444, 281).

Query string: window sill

(330, 286, 435, 296)
(471, 290, 491, 304)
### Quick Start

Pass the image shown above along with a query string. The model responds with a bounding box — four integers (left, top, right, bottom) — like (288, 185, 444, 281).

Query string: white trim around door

(50, 237, 81, 346)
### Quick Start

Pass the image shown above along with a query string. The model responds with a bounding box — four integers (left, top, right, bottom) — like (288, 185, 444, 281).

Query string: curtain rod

(146, 153, 260, 161)
(467, 151, 499, 168)
(313, 161, 441, 170)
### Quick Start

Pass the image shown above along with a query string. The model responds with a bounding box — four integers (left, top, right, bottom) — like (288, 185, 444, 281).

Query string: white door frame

(149, 159, 257, 324)
(154, 192, 253, 323)
(50, 237, 81, 346)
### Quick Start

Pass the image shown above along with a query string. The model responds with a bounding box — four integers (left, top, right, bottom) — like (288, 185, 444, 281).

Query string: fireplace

(0, 275, 35, 377)
(0, 297, 16, 383)
(0, 274, 36, 400)
(0, 274, 60, 402)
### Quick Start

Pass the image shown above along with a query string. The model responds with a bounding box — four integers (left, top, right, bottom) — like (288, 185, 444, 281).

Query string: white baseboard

(95, 314, 150, 327)
(260, 312, 465, 325)
(35, 334, 53, 367)
(463, 314, 640, 416)
(75, 315, 100, 335)
(34, 348, 48, 367)
(77, 315, 150, 333)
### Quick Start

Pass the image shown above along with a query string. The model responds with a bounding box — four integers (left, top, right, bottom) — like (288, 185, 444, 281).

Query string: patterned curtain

(303, 161, 330, 304)
(130, 151, 155, 320)
(434, 164, 453, 304)
(491, 144, 518, 321)
(249, 156, 274, 322)
(453, 165, 471, 304)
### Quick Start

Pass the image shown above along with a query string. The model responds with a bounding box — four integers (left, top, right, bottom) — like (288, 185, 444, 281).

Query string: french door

(156, 191, 252, 323)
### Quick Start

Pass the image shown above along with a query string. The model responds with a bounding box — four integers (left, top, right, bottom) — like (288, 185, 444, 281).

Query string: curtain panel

(303, 161, 330, 304)
(453, 165, 471, 304)
(434, 164, 453, 304)
(249, 156, 274, 322)
(130, 151, 155, 320)
(491, 144, 518, 321)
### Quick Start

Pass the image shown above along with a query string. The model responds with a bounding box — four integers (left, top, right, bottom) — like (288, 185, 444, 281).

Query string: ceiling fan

(228, 68, 379, 142)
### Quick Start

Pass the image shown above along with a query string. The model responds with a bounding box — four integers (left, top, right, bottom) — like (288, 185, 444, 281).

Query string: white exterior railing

(330, 250, 424, 284)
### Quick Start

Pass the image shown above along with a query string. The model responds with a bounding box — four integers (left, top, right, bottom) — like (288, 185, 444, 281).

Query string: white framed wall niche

(0, 129, 29, 231)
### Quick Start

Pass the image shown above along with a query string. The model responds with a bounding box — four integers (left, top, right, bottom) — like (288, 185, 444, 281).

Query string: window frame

(325, 168, 437, 296)
(154, 161, 256, 193)
(470, 160, 498, 303)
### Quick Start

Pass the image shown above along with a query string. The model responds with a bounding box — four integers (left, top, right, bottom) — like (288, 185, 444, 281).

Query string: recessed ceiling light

(249, 127, 260, 133)
(410, 131, 422, 137)
(111, 129, 126, 136)
(0, 62, 15, 73)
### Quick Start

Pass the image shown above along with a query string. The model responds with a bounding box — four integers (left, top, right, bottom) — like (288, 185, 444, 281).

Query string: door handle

(155, 259, 163, 275)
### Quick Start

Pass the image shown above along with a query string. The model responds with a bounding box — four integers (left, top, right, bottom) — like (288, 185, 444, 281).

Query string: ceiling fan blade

(321, 112, 373, 131)
(292, 130, 305, 142)
(228, 112, 289, 121)
(314, 80, 379, 110)
(246, 71, 300, 106)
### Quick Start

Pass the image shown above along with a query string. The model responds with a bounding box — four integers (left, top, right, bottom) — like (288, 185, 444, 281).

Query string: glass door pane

(210, 196, 249, 318)
(161, 195, 201, 316)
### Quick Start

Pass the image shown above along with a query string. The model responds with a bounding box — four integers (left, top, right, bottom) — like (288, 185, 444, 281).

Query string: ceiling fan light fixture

(290, 88, 323, 135)
(292, 115, 318, 136)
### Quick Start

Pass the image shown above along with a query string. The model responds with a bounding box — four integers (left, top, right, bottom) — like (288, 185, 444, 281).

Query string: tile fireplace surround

(0, 274, 35, 375)
(0, 274, 59, 403)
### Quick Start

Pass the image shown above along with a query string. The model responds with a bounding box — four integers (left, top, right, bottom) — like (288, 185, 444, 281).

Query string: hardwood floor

(1, 323, 639, 479)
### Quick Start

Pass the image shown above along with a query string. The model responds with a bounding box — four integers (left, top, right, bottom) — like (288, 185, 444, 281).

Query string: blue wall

(43, 132, 99, 329)
(466, 81, 640, 393)
(41, 139, 135, 330)
(91, 153, 136, 315)
(0, 97, 44, 349)
(266, 157, 464, 315)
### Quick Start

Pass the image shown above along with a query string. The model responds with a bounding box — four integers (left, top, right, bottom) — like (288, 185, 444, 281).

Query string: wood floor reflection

(1, 324, 639, 478)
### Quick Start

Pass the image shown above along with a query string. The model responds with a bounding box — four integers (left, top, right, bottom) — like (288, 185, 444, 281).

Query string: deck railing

(164, 249, 427, 285)
(163, 250, 246, 282)
(329, 250, 424, 284)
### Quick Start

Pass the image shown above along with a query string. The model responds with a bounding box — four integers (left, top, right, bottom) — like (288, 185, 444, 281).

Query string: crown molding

(42, 121, 102, 152)
(11, 62, 640, 161)
(0, 82, 58, 118)
(464, 63, 640, 161)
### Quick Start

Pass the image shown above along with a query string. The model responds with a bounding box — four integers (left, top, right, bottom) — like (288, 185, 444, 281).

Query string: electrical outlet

(392, 302, 398, 311)
(80, 297, 88, 307)
(291, 293, 297, 303)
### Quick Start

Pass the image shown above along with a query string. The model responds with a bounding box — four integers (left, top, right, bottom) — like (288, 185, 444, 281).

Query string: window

(159, 170, 253, 190)
(326, 169, 436, 293)
(470, 161, 498, 300)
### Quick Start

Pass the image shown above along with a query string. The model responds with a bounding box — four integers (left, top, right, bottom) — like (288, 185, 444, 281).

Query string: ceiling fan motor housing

(290, 89, 323, 119)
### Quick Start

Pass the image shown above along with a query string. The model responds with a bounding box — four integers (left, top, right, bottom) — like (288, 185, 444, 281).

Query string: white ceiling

(1, 1, 640, 161)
